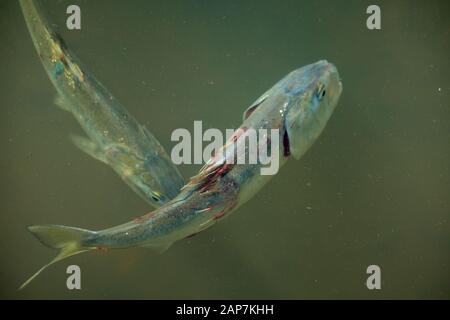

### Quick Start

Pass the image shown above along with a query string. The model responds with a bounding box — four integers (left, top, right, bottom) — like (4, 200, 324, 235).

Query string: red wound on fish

(213, 210, 226, 220)
(231, 127, 248, 142)
(133, 216, 147, 223)
(198, 162, 234, 193)
(213, 198, 238, 221)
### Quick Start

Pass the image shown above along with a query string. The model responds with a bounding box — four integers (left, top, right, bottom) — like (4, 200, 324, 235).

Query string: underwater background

(0, 0, 449, 299)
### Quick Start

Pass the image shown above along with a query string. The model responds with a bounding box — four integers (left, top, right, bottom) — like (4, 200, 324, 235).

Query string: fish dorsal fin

(242, 95, 268, 121)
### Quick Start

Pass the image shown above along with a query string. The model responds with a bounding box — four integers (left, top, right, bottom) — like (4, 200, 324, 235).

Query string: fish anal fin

(242, 95, 268, 121)
(54, 95, 72, 113)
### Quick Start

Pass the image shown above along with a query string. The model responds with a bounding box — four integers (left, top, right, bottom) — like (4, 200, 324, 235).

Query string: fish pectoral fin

(54, 95, 72, 113)
(242, 94, 268, 121)
(140, 242, 173, 254)
(70, 134, 108, 164)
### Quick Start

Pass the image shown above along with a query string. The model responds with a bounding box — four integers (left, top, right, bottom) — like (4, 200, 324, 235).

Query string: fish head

(125, 155, 186, 205)
(282, 60, 342, 159)
(124, 169, 173, 205)
(106, 147, 182, 206)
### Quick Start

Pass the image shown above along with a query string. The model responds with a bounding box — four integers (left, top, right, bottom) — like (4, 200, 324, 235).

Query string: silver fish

(20, 60, 342, 289)
(20, 0, 185, 206)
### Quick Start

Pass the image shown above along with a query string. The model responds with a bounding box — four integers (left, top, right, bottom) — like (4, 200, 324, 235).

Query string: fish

(19, 0, 185, 206)
(19, 59, 342, 289)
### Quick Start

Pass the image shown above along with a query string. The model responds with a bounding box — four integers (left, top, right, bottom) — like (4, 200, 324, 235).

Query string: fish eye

(151, 192, 161, 202)
(316, 83, 326, 100)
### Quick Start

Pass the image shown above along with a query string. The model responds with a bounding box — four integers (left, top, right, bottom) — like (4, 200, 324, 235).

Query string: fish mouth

(283, 129, 291, 157)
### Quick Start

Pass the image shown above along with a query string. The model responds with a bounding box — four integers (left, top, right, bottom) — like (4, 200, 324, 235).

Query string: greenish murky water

(0, 0, 449, 299)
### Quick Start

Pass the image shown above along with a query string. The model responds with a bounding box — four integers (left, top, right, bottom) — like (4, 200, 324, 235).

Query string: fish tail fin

(19, 225, 95, 290)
